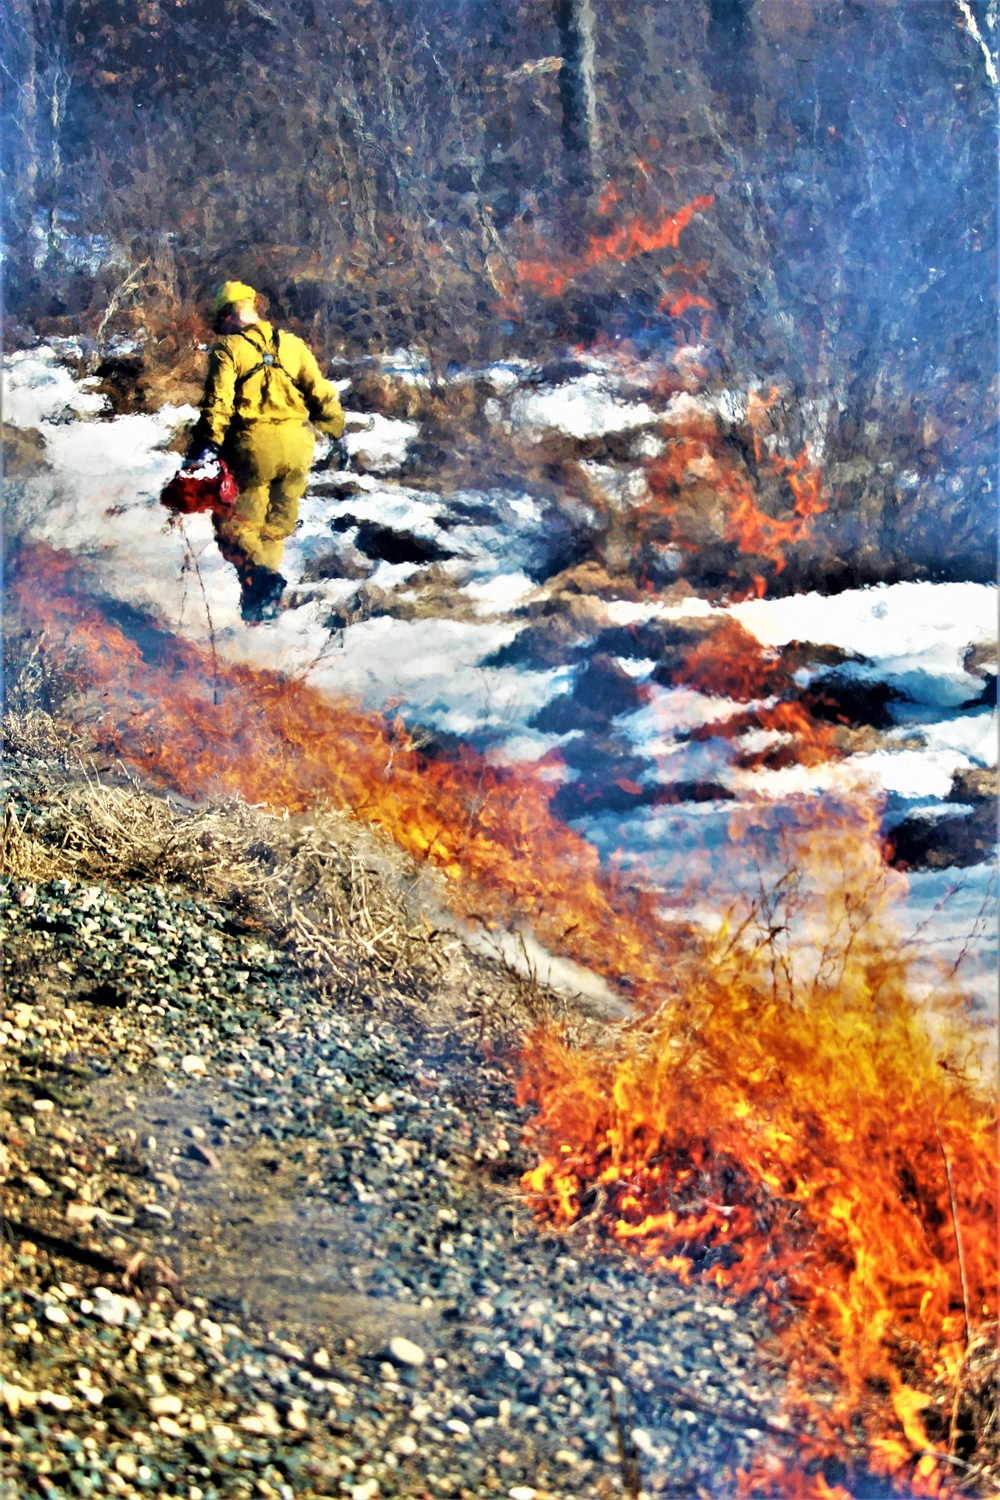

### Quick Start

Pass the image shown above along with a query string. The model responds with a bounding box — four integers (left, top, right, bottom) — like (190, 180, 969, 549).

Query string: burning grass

(5, 543, 689, 1014)
(518, 800, 998, 1497)
(5, 541, 996, 1495)
(640, 411, 829, 593)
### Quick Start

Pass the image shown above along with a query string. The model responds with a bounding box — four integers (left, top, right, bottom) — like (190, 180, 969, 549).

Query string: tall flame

(518, 798, 996, 1495)
(644, 422, 828, 579)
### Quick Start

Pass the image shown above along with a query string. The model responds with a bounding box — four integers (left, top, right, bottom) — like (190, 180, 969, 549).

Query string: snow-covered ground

(5, 343, 996, 1014)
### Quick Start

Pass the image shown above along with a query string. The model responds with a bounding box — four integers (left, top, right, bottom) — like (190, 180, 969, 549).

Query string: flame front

(10, 544, 995, 1496)
(8, 544, 686, 1006)
(642, 416, 829, 580)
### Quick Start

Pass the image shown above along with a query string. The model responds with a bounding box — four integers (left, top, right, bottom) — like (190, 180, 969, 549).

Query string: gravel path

(2, 741, 804, 1500)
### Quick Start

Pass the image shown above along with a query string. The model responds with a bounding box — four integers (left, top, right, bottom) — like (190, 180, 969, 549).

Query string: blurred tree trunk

(554, 0, 601, 194)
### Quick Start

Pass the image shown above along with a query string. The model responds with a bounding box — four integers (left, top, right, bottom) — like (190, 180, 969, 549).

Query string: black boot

(256, 568, 287, 622)
(239, 562, 285, 624)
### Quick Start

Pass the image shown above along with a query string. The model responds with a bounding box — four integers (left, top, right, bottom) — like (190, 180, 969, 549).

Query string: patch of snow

(486, 732, 576, 769)
(616, 657, 658, 679)
(579, 461, 651, 508)
(343, 411, 419, 472)
(510, 374, 659, 440)
(460, 573, 535, 615)
(4, 349, 109, 428)
(478, 362, 536, 394)
(910, 709, 997, 768)
(374, 348, 432, 386)
(732, 727, 793, 757)
(621, 686, 745, 757)
(852, 748, 975, 801)
(252, 612, 572, 739)
(731, 582, 996, 704)
(603, 596, 716, 626)
(39, 407, 196, 490)
(312, 485, 446, 538)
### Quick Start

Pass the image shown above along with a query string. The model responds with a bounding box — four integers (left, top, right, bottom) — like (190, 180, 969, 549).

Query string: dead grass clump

(2, 707, 511, 1022)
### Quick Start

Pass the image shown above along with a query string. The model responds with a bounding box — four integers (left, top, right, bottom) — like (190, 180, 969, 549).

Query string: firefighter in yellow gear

(188, 280, 346, 622)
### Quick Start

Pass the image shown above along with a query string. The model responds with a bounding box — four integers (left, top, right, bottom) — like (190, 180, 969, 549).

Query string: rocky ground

(1, 717, 815, 1500)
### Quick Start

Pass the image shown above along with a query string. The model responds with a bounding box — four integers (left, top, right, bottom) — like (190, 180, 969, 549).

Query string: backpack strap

(231, 327, 296, 394)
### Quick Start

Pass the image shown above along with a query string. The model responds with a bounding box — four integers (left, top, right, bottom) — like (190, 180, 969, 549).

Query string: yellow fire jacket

(193, 321, 345, 450)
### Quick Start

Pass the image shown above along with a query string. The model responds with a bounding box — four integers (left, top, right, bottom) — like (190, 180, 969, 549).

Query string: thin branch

(955, 0, 999, 86)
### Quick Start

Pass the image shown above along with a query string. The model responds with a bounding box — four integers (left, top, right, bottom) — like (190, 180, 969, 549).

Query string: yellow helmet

(212, 280, 258, 315)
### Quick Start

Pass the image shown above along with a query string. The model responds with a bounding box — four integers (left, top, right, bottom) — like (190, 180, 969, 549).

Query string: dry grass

(2, 700, 587, 1048)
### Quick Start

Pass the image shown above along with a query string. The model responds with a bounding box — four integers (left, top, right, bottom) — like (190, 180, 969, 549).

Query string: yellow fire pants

(215, 420, 315, 572)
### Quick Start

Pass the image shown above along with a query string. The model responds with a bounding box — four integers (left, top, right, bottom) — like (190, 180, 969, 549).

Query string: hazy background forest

(2, 0, 997, 577)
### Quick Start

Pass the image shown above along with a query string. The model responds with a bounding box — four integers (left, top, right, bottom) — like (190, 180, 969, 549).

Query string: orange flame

(518, 798, 996, 1494)
(11, 545, 995, 1496)
(667, 622, 843, 772)
(643, 416, 828, 578)
(517, 194, 715, 297)
(9, 544, 688, 1011)
(672, 618, 789, 702)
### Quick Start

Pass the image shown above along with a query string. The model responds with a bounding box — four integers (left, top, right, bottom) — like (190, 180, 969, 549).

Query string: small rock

(391, 1434, 418, 1456)
(39, 1390, 73, 1413)
(351, 1482, 379, 1500)
(44, 1304, 70, 1326)
(171, 1309, 197, 1333)
(66, 1202, 97, 1225)
(137, 1201, 171, 1223)
(92, 1290, 128, 1327)
(187, 1141, 220, 1169)
(370, 1091, 393, 1112)
(185, 1125, 207, 1142)
(115, 1454, 139, 1479)
(26, 1174, 52, 1198)
(504, 1349, 524, 1370)
(148, 1394, 183, 1417)
(388, 1336, 425, 1368)
(445, 1418, 470, 1437)
(180, 1055, 207, 1076)
(152, 1055, 174, 1071)
(509, 1489, 537, 1500)
(32, 1098, 55, 1113)
(240, 1403, 282, 1438)
(2, 1383, 38, 1417)
(285, 1405, 309, 1433)
(158, 1414, 185, 1437)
